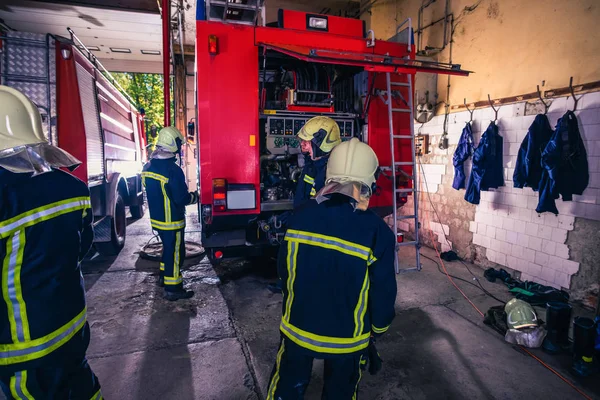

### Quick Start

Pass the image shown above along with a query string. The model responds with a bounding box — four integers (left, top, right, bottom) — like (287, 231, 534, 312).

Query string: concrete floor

(12, 212, 598, 399)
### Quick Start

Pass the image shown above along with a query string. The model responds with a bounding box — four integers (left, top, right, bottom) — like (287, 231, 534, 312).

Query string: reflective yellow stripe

(310, 188, 316, 197)
(150, 219, 185, 230)
(353, 271, 369, 337)
(0, 197, 91, 239)
(352, 355, 364, 400)
(90, 389, 103, 400)
(10, 374, 21, 400)
(174, 230, 181, 282)
(303, 174, 315, 185)
(283, 241, 298, 323)
(6, 230, 31, 343)
(160, 182, 171, 223)
(0, 308, 87, 366)
(280, 318, 370, 355)
(371, 324, 390, 334)
(266, 340, 285, 400)
(164, 276, 183, 285)
(141, 171, 169, 183)
(159, 262, 165, 272)
(285, 230, 377, 265)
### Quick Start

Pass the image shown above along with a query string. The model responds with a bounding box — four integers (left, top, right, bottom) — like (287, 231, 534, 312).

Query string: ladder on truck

(380, 72, 421, 274)
(205, 0, 264, 25)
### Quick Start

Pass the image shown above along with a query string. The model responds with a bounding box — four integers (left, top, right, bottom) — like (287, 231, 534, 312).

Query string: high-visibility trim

(371, 324, 390, 334)
(4, 230, 31, 343)
(164, 276, 183, 285)
(10, 371, 34, 400)
(159, 262, 165, 272)
(0, 197, 91, 239)
(141, 171, 169, 183)
(266, 340, 285, 400)
(283, 241, 298, 323)
(285, 230, 377, 265)
(90, 389, 103, 400)
(161, 182, 172, 223)
(0, 308, 87, 366)
(353, 271, 370, 337)
(280, 318, 370, 355)
(352, 355, 364, 400)
(303, 174, 315, 185)
(150, 219, 185, 230)
(310, 188, 316, 197)
(174, 230, 181, 281)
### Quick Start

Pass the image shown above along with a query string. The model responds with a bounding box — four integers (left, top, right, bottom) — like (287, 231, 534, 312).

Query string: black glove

(360, 339, 383, 375)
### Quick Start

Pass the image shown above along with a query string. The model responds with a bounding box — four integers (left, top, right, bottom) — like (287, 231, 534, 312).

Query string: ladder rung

(391, 82, 410, 87)
(393, 135, 412, 139)
(392, 108, 411, 113)
(396, 188, 415, 193)
(394, 162, 413, 166)
(397, 215, 416, 220)
(397, 241, 418, 247)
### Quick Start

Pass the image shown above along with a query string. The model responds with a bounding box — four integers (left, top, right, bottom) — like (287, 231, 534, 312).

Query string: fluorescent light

(141, 50, 161, 55)
(87, 46, 100, 51)
(110, 47, 131, 53)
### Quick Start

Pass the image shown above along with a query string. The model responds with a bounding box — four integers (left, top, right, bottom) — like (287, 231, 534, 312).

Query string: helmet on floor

(0, 85, 46, 152)
(157, 126, 185, 153)
(326, 138, 379, 195)
(505, 298, 538, 330)
(297, 116, 341, 157)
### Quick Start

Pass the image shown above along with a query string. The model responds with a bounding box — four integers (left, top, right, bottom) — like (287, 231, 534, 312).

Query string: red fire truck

(0, 30, 147, 255)
(196, 7, 469, 263)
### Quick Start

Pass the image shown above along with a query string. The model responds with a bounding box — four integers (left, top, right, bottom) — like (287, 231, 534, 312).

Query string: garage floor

(74, 213, 600, 399)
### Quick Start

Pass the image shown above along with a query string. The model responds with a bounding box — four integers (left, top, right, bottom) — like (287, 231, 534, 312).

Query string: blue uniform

(294, 157, 328, 209)
(0, 168, 101, 399)
(536, 111, 589, 214)
(267, 195, 397, 399)
(142, 158, 197, 291)
(514, 114, 553, 191)
(465, 122, 505, 204)
(452, 122, 474, 190)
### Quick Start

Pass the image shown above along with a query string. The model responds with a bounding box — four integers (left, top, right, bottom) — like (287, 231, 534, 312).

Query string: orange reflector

(213, 178, 226, 187)
(213, 193, 226, 200)
(208, 35, 218, 55)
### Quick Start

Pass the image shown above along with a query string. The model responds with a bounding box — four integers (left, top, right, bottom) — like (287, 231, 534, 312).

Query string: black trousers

(266, 337, 366, 400)
(0, 358, 101, 400)
(157, 228, 186, 292)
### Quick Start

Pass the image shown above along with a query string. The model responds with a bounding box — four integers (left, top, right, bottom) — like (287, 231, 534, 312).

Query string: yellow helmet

(156, 126, 185, 153)
(0, 85, 46, 152)
(297, 116, 341, 156)
(326, 138, 379, 195)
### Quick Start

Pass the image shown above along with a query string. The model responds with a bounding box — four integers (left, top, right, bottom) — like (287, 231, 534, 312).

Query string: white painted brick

(585, 203, 600, 220)
(490, 239, 502, 252)
(581, 91, 600, 109)
(506, 255, 519, 269)
(540, 267, 557, 283)
(554, 272, 570, 289)
(506, 230, 519, 245)
(477, 223, 487, 235)
(480, 212, 495, 226)
(591, 172, 600, 189)
(469, 221, 477, 233)
(517, 233, 530, 248)
(589, 157, 600, 173)
(508, 142, 520, 156)
(548, 96, 567, 113)
(551, 228, 568, 244)
(520, 272, 534, 281)
(491, 217, 504, 229)
(421, 164, 447, 176)
(424, 174, 443, 185)
(538, 225, 553, 241)
(545, 281, 561, 289)
(505, 193, 518, 207)
(511, 244, 525, 258)
(441, 224, 450, 236)
(528, 263, 542, 277)
(496, 228, 507, 242)
(527, 196, 538, 209)
(528, 236, 543, 252)
(480, 235, 492, 249)
(577, 109, 600, 125)
(535, 251, 550, 266)
(514, 220, 526, 234)
(500, 240, 512, 255)
(475, 212, 484, 223)
(521, 115, 536, 129)
(517, 207, 533, 223)
(486, 249, 497, 263)
(440, 242, 452, 253)
(523, 248, 536, 263)
(514, 194, 529, 208)
(525, 222, 538, 237)
(562, 259, 580, 275)
(543, 213, 559, 228)
(542, 239, 557, 256)
(548, 255, 563, 270)
(496, 252, 507, 266)
(573, 193, 597, 204)
(486, 225, 497, 239)
(503, 219, 516, 232)
(555, 244, 570, 260)
(473, 234, 483, 246)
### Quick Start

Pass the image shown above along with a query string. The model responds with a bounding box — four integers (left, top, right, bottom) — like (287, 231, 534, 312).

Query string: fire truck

(0, 30, 147, 255)
(196, 5, 469, 266)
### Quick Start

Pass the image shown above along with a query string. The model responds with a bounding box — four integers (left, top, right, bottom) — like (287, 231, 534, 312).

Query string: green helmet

(505, 298, 538, 330)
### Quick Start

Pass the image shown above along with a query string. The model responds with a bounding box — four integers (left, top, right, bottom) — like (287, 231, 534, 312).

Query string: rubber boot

(572, 317, 597, 377)
(543, 302, 572, 354)
(164, 289, 195, 301)
(157, 276, 164, 287)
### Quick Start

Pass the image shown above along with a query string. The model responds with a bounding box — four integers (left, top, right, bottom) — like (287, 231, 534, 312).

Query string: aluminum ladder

(382, 72, 421, 273)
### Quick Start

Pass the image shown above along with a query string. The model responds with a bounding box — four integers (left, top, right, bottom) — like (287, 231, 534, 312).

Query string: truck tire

(130, 203, 144, 219)
(96, 194, 127, 256)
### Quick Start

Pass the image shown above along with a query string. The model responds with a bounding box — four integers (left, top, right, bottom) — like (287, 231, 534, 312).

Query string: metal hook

(536, 85, 549, 115)
(487, 94, 498, 123)
(464, 98, 474, 124)
(569, 76, 580, 112)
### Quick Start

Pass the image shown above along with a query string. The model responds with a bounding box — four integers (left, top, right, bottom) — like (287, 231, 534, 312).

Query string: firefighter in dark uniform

(267, 138, 397, 399)
(142, 126, 198, 301)
(0, 86, 102, 399)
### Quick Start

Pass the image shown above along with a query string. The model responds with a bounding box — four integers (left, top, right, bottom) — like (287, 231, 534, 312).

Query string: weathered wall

(568, 218, 600, 308)
(365, 0, 600, 105)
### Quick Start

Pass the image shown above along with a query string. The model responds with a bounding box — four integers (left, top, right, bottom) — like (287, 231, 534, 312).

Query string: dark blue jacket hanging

(452, 122, 474, 190)
(464, 122, 504, 205)
(536, 111, 589, 214)
(513, 114, 553, 191)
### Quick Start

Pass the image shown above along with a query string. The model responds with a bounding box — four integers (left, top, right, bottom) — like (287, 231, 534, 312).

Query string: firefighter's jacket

(294, 156, 328, 209)
(513, 114, 553, 191)
(536, 111, 589, 214)
(452, 122, 474, 190)
(465, 122, 504, 205)
(0, 168, 93, 373)
(278, 196, 397, 357)
(142, 157, 198, 231)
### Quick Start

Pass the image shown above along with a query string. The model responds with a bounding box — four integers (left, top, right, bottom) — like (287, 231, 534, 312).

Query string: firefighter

(0, 86, 102, 399)
(266, 138, 397, 399)
(142, 126, 198, 301)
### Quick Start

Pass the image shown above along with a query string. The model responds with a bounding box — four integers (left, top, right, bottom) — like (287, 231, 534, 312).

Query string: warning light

(208, 35, 218, 55)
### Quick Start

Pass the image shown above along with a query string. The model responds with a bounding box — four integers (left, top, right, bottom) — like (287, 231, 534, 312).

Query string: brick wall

(396, 91, 600, 290)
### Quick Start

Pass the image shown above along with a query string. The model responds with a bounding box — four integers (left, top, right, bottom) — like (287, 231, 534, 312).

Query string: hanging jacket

(0, 168, 93, 374)
(294, 156, 328, 209)
(278, 195, 397, 357)
(514, 114, 553, 191)
(536, 111, 589, 214)
(142, 157, 198, 231)
(452, 122, 474, 190)
(465, 122, 504, 204)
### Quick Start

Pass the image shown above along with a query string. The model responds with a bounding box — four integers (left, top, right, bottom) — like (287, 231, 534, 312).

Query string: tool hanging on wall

(569, 76, 581, 112)
(439, 103, 450, 150)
